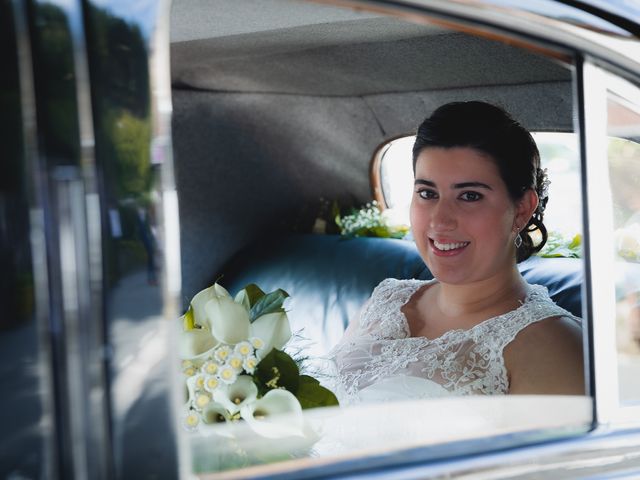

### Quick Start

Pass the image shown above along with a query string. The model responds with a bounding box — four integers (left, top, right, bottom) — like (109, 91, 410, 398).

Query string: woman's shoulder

(504, 313, 585, 394)
(526, 283, 582, 322)
(482, 283, 581, 343)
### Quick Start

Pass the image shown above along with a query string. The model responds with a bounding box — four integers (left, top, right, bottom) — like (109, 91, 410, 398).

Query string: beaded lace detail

(329, 278, 579, 405)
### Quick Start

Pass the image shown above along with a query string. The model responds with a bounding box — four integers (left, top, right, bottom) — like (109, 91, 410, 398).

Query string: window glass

(0, 2, 52, 477)
(606, 83, 640, 403)
(83, 1, 178, 477)
(170, 1, 592, 477)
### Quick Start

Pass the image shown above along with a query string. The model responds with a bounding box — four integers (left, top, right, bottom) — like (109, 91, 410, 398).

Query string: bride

(330, 101, 585, 405)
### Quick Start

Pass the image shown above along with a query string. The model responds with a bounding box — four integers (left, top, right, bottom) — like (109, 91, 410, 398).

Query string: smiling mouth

(431, 239, 470, 252)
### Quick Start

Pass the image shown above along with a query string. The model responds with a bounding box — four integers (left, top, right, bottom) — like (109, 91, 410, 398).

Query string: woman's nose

(430, 200, 457, 231)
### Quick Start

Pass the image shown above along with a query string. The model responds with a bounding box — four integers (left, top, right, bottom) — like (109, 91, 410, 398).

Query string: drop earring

(514, 227, 523, 248)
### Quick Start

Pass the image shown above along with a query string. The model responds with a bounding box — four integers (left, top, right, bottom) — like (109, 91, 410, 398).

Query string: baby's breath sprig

(335, 200, 408, 239)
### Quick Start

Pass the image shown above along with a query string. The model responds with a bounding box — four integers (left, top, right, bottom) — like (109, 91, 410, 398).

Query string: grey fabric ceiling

(171, 15, 572, 96)
(170, 0, 386, 43)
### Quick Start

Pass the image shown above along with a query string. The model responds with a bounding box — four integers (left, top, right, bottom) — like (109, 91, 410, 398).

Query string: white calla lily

(200, 401, 230, 425)
(190, 283, 231, 330)
(213, 375, 258, 414)
(234, 289, 251, 311)
(205, 295, 251, 345)
(178, 328, 217, 361)
(251, 312, 292, 358)
(240, 389, 304, 438)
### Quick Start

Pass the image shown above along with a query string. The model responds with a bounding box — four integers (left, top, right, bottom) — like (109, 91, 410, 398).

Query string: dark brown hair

(412, 101, 547, 262)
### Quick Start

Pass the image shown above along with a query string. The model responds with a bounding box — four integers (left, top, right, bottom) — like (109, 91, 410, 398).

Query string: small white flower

(214, 345, 232, 362)
(204, 375, 220, 393)
(182, 409, 200, 431)
(201, 360, 219, 376)
(193, 391, 212, 411)
(249, 337, 264, 350)
(243, 355, 258, 374)
(193, 374, 205, 391)
(234, 341, 253, 357)
(227, 354, 244, 372)
(218, 365, 238, 384)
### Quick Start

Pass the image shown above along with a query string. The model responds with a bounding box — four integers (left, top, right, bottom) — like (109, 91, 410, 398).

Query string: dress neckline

(396, 279, 547, 343)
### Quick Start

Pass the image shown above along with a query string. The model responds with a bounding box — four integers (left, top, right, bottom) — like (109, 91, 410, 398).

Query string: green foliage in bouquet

(537, 231, 582, 258)
(335, 200, 409, 239)
(178, 282, 338, 437)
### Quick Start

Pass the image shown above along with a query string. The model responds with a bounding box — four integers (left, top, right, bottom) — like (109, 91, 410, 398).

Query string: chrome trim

(597, 70, 640, 427)
(67, 0, 112, 473)
(326, 0, 640, 80)
(150, 0, 185, 474)
(54, 169, 91, 478)
(574, 57, 595, 414)
(581, 61, 619, 426)
(12, 0, 57, 477)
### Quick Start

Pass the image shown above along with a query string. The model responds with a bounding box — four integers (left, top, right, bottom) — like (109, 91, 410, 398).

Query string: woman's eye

(460, 191, 483, 202)
(417, 189, 437, 200)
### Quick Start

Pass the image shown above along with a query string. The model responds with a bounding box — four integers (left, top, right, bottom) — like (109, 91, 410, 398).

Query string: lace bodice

(329, 278, 579, 405)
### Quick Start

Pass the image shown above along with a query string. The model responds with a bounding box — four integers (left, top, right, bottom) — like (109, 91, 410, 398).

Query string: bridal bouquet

(178, 282, 338, 439)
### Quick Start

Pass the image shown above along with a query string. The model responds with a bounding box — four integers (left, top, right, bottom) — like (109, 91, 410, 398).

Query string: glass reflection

(28, 0, 81, 167)
(607, 87, 640, 403)
(0, 1, 49, 477)
(84, 1, 177, 477)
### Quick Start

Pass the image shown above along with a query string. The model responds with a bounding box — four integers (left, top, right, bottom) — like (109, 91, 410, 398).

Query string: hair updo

(412, 101, 549, 263)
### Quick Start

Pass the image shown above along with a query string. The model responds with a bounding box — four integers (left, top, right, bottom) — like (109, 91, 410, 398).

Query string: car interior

(170, 0, 581, 359)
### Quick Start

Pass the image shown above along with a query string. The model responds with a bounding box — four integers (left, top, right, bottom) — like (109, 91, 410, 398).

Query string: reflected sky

(90, 0, 158, 39)
(482, 0, 631, 36)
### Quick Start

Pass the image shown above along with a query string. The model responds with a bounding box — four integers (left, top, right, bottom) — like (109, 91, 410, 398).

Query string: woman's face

(410, 147, 525, 285)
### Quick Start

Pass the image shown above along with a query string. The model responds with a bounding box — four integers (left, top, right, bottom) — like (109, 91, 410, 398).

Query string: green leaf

(254, 349, 299, 394)
(243, 284, 266, 307)
(183, 306, 195, 330)
(250, 289, 289, 322)
(569, 233, 582, 250)
(296, 375, 339, 409)
(538, 231, 582, 258)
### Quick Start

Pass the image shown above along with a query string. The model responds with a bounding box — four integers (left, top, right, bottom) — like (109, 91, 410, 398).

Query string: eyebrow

(414, 179, 493, 190)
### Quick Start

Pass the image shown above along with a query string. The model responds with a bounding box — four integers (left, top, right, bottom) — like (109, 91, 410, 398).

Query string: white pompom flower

(249, 336, 264, 351)
(243, 355, 258, 374)
(182, 409, 201, 431)
(193, 391, 212, 411)
(234, 341, 253, 358)
(214, 345, 233, 363)
(201, 360, 219, 376)
(218, 364, 238, 385)
(227, 354, 244, 372)
(203, 375, 221, 393)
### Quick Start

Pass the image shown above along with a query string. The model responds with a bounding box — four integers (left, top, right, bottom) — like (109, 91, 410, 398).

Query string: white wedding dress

(329, 278, 580, 405)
